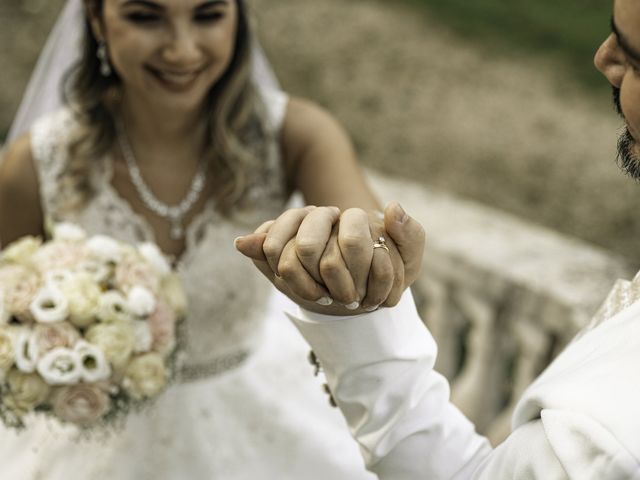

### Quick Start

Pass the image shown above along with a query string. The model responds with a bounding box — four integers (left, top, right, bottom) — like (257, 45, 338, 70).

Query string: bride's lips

(146, 65, 205, 91)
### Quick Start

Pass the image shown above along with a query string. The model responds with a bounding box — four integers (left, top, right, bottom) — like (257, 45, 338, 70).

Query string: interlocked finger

(296, 206, 340, 284)
(319, 226, 359, 308)
(262, 207, 315, 275)
(278, 238, 330, 302)
(361, 237, 394, 310)
(338, 208, 373, 304)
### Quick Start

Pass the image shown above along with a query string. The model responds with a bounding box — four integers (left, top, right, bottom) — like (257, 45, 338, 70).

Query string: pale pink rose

(114, 255, 159, 294)
(147, 299, 177, 356)
(32, 322, 80, 355)
(0, 265, 41, 323)
(52, 383, 111, 426)
(32, 241, 87, 273)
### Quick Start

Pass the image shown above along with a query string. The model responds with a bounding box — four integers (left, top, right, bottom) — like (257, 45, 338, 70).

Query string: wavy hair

(62, 0, 272, 215)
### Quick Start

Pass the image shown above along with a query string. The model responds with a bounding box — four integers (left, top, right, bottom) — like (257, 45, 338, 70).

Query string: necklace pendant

(170, 220, 184, 240)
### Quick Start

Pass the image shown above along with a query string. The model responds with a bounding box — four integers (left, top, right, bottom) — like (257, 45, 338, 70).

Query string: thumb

(383, 202, 426, 286)
(234, 233, 268, 261)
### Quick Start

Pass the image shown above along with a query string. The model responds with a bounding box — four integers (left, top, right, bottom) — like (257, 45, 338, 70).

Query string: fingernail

(316, 296, 333, 306)
(363, 304, 379, 312)
(394, 203, 408, 224)
(233, 236, 244, 249)
(345, 301, 360, 310)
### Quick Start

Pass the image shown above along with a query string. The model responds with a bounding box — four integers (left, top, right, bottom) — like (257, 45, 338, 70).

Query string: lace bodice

(29, 90, 289, 380)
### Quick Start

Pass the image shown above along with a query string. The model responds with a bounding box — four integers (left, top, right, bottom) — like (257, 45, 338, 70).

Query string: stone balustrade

(367, 168, 635, 444)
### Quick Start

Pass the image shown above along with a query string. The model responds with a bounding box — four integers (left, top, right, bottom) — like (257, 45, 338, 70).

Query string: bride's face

(90, 0, 238, 113)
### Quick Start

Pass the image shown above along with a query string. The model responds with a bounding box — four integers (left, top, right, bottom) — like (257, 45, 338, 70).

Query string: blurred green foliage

(408, 0, 612, 92)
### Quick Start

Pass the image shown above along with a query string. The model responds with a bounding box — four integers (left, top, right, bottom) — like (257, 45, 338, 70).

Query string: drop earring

(97, 41, 112, 77)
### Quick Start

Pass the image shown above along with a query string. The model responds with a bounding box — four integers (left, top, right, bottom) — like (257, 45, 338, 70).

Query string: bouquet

(0, 223, 187, 429)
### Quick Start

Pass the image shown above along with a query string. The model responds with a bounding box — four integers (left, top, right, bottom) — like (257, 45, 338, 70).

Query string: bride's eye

(125, 11, 162, 24)
(194, 10, 225, 24)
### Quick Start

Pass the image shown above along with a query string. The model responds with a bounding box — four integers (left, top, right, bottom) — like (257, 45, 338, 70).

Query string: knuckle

(262, 239, 283, 260)
(339, 234, 367, 252)
(319, 258, 341, 279)
(277, 258, 298, 279)
(296, 239, 325, 259)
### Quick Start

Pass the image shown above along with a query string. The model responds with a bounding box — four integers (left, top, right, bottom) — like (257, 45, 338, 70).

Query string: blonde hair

(62, 0, 273, 215)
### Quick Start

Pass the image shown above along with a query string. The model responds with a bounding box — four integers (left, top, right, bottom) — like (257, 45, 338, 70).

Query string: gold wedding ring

(372, 236, 389, 253)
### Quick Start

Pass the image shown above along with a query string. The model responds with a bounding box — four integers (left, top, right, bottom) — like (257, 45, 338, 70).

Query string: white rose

(0, 236, 42, 266)
(59, 273, 101, 328)
(132, 320, 153, 353)
(85, 322, 135, 370)
(137, 243, 171, 276)
(43, 269, 74, 287)
(36, 347, 82, 385)
(30, 284, 69, 324)
(15, 329, 38, 373)
(87, 235, 123, 264)
(97, 291, 131, 323)
(74, 340, 111, 382)
(127, 286, 156, 317)
(122, 353, 167, 400)
(52, 223, 87, 242)
(161, 273, 188, 318)
(76, 259, 111, 284)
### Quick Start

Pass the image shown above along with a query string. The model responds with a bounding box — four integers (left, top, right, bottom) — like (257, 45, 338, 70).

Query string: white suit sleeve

(285, 291, 573, 479)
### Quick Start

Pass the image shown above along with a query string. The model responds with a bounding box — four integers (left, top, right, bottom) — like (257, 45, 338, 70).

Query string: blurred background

(2, 0, 638, 264)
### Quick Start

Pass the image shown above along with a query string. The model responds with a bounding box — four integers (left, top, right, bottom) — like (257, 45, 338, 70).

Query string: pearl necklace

(115, 119, 207, 240)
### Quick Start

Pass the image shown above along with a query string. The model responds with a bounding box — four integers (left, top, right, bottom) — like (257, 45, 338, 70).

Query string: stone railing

(367, 169, 635, 445)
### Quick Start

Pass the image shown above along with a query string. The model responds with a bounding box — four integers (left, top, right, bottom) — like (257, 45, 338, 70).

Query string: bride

(0, 0, 384, 478)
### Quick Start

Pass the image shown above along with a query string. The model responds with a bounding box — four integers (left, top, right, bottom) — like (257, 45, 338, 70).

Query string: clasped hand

(235, 202, 425, 315)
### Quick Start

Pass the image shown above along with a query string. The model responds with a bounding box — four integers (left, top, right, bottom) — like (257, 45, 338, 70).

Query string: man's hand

(234, 202, 425, 315)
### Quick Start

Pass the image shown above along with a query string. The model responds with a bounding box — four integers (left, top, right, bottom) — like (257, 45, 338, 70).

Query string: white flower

(36, 347, 81, 385)
(132, 321, 153, 353)
(127, 286, 156, 317)
(85, 322, 135, 370)
(52, 223, 87, 242)
(137, 243, 171, 276)
(59, 273, 101, 328)
(29, 285, 69, 324)
(122, 353, 167, 400)
(74, 340, 111, 383)
(14, 330, 38, 373)
(0, 236, 42, 266)
(76, 259, 111, 284)
(43, 270, 74, 287)
(98, 291, 131, 323)
(87, 235, 123, 264)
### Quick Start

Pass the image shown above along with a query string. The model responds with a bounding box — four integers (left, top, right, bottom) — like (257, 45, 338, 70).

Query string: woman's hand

(235, 202, 425, 315)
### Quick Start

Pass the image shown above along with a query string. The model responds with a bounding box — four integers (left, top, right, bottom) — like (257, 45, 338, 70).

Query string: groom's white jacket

(286, 291, 640, 479)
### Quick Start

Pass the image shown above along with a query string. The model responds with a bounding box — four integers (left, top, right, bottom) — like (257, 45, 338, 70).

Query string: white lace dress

(0, 92, 374, 480)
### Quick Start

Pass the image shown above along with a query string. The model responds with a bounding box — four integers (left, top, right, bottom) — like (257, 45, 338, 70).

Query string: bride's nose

(161, 25, 201, 65)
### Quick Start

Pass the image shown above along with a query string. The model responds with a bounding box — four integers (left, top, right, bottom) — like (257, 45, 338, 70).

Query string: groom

(237, 0, 640, 477)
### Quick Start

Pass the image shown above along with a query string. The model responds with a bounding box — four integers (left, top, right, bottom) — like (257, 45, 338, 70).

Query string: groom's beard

(612, 86, 640, 180)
